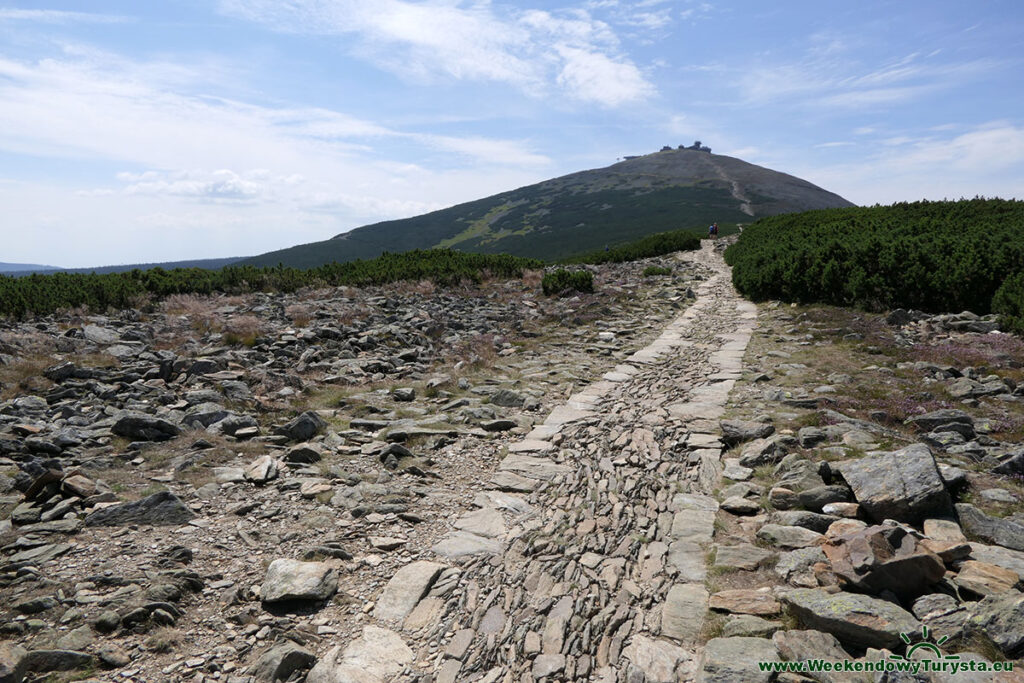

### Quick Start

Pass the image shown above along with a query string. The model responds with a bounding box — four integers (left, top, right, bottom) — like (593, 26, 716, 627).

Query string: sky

(1, 1, 1023, 268)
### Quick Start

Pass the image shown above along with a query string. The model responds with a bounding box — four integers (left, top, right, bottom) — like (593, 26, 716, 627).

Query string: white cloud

(0, 9, 129, 24)
(219, 0, 656, 106)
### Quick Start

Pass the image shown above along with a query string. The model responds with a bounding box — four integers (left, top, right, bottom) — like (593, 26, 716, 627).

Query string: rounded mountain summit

(243, 147, 855, 268)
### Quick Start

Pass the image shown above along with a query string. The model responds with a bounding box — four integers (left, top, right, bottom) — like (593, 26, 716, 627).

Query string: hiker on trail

(708, 224, 715, 238)
(713, 222, 719, 237)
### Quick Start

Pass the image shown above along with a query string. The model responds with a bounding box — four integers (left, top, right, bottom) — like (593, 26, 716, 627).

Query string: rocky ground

(0, 241, 1022, 682)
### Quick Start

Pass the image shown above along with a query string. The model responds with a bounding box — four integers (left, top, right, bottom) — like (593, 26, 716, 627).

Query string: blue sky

(1, 1, 1022, 267)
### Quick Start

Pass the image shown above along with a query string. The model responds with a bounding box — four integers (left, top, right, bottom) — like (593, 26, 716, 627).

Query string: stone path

(337, 241, 760, 682)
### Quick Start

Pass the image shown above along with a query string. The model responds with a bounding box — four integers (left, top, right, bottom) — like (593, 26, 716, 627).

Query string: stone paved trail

(319, 241, 759, 683)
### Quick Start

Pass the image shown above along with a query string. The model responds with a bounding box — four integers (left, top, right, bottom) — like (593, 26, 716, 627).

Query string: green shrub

(993, 272, 1024, 335)
(642, 266, 672, 277)
(0, 249, 543, 319)
(725, 199, 1024, 315)
(564, 228, 701, 265)
(542, 269, 594, 296)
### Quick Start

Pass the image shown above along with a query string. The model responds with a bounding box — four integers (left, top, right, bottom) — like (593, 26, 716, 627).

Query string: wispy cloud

(218, 0, 656, 106)
(0, 8, 130, 24)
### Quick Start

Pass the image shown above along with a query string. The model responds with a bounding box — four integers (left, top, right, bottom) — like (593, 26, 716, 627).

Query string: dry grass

(222, 314, 266, 347)
(285, 303, 314, 328)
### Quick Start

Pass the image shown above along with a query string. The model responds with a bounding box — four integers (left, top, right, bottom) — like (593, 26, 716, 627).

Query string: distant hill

(242, 148, 855, 268)
(3, 257, 244, 278)
(0, 262, 61, 273)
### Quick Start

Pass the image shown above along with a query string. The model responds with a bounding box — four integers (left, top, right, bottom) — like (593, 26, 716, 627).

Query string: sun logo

(889, 626, 961, 662)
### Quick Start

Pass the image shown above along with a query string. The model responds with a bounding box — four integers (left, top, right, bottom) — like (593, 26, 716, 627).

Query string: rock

(721, 615, 780, 639)
(713, 544, 773, 571)
(798, 426, 828, 448)
(245, 455, 279, 484)
(781, 588, 921, 649)
(372, 561, 445, 624)
(111, 413, 181, 441)
(836, 444, 952, 524)
(957, 504, 1024, 552)
(699, 637, 778, 682)
(720, 420, 775, 447)
(0, 643, 26, 683)
(453, 507, 505, 538)
(532, 654, 565, 679)
(83, 324, 119, 344)
(84, 491, 194, 527)
(797, 486, 851, 512)
(432, 531, 502, 558)
(392, 387, 416, 402)
(661, 583, 708, 643)
(709, 589, 780, 616)
(306, 626, 412, 683)
(20, 650, 93, 673)
(490, 389, 526, 407)
(771, 510, 838, 533)
(965, 589, 1024, 657)
(738, 437, 786, 468)
(720, 496, 760, 515)
(260, 559, 337, 603)
(821, 524, 946, 599)
(621, 635, 691, 683)
(905, 409, 974, 433)
(994, 448, 1024, 476)
(61, 474, 97, 498)
(772, 630, 867, 683)
(480, 419, 517, 432)
(756, 524, 823, 549)
(276, 411, 327, 442)
(252, 643, 317, 682)
(285, 443, 323, 464)
(953, 560, 1020, 596)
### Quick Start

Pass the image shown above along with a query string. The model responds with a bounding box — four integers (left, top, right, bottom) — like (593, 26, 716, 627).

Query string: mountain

(242, 148, 856, 268)
(2, 257, 244, 277)
(0, 262, 61, 273)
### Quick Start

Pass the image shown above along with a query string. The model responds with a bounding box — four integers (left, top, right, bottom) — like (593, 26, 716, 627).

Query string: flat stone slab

(621, 635, 693, 683)
(700, 637, 779, 683)
(662, 583, 708, 643)
(507, 439, 553, 454)
(432, 531, 502, 559)
(498, 454, 569, 480)
(372, 561, 446, 623)
(307, 626, 412, 683)
(488, 471, 539, 492)
(453, 508, 506, 538)
(781, 588, 921, 650)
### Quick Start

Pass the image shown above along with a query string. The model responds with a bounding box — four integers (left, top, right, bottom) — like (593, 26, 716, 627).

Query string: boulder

(372, 561, 446, 624)
(957, 504, 1024, 552)
(821, 525, 946, 599)
(965, 589, 1024, 658)
(698, 637, 778, 682)
(260, 559, 337, 603)
(720, 419, 775, 447)
(953, 560, 1020, 596)
(905, 409, 974, 433)
(0, 643, 26, 683)
(307, 626, 412, 683)
(756, 524, 823, 549)
(111, 413, 181, 441)
(836, 444, 952, 524)
(781, 588, 921, 649)
(275, 411, 327, 442)
(84, 491, 194, 527)
(772, 630, 868, 683)
(252, 643, 317, 682)
(738, 437, 786, 468)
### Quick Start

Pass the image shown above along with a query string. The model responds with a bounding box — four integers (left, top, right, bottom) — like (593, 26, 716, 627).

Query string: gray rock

(772, 630, 867, 683)
(392, 387, 416, 402)
(480, 419, 517, 432)
(260, 559, 337, 603)
(20, 650, 93, 673)
(756, 524, 823, 549)
(836, 444, 952, 524)
(0, 643, 26, 683)
(699, 637, 778, 682)
(662, 583, 708, 643)
(307, 626, 412, 683)
(621, 635, 691, 683)
(781, 588, 921, 649)
(713, 544, 773, 571)
(489, 389, 526, 407)
(771, 510, 839, 533)
(111, 413, 181, 441)
(798, 426, 828, 448)
(905, 409, 974, 433)
(84, 491, 194, 527)
(738, 437, 786, 468)
(964, 589, 1024, 657)
(721, 615, 780, 638)
(252, 643, 317, 682)
(284, 443, 323, 464)
(372, 561, 445, 624)
(276, 411, 327, 442)
(957, 504, 1024, 552)
(720, 419, 775, 447)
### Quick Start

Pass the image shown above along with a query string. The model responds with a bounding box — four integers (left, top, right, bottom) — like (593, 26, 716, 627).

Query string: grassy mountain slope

(243, 148, 855, 268)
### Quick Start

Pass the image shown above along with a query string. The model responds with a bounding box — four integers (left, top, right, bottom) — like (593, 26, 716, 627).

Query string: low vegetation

(725, 198, 1024, 327)
(564, 227, 701, 265)
(542, 269, 594, 296)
